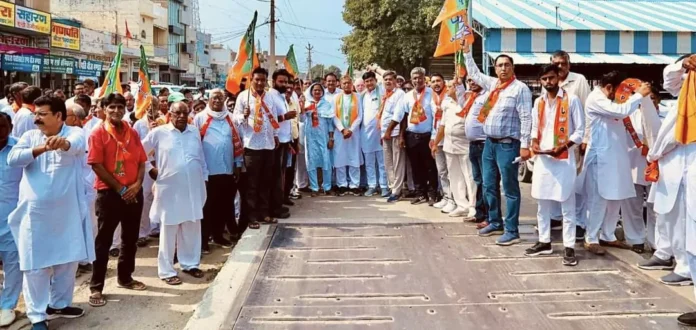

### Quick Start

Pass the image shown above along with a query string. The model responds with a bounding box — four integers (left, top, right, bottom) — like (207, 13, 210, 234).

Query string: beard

(275, 86, 287, 94)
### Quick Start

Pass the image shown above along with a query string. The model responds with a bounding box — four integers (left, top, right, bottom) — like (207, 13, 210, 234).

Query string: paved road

(225, 183, 695, 329)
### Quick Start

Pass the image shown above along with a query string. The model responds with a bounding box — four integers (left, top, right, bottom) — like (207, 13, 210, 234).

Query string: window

(141, 30, 146, 38)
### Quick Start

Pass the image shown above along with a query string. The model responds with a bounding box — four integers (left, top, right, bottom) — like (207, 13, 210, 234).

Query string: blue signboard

(1, 54, 43, 72)
(1, 54, 103, 76)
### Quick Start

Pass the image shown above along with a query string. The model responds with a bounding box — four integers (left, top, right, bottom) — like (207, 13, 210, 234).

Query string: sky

(199, 0, 352, 71)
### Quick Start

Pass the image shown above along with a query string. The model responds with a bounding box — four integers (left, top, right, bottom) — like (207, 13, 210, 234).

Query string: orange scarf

(676, 71, 696, 144)
(103, 120, 132, 177)
(433, 90, 447, 129)
(537, 91, 570, 160)
(478, 77, 516, 123)
(409, 88, 427, 124)
(82, 114, 93, 126)
(336, 93, 359, 128)
(457, 91, 479, 118)
(200, 114, 244, 158)
(11, 102, 20, 113)
(252, 90, 280, 133)
(623, 117, 648, 156)
(645, 161, 659, 182)
(376, 89, 394, 124)
(306, 101, 319, 127)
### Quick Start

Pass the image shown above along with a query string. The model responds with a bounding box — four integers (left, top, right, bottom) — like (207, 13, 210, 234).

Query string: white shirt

(83, 117, 103, 137)
(361, 86, 385, 153)
(11, 107, 36, 138)
(233, 89, 279, 150)
(7, 124, 95, 270)
(392, 87, 437, 134)
(530, 89, 585, 202)
(439, 97, 470, 154)
(142, 124, 208, 225)
(463, 90, 490, 141)
(560, 72, 591, 108)
(324, 88, 343, 103)
(269, 88, 292, 143)
(379, 88, 405, 138)
(81, 125, 97, 202)
(0, 105, 13, 121)
(193, 109, 243, 176)
(0, 137, 21, 251)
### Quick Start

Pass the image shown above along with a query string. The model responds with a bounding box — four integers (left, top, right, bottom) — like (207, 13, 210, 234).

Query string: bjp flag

(432, 0, 469, 28)
(615, 78, 642, 104)
(434, 13, 474, 57)
(226, 12, 259, 95)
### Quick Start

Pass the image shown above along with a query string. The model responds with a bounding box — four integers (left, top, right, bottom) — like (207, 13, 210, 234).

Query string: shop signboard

(1, 54, 103, 77)
(0, 2, 14, 28)
(15, 5, 51, 34)
(51, 21, 80, 51)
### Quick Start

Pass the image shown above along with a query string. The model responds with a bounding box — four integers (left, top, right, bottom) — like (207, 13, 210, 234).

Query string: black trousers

(244, 148, 274, 222)
(91, 189, 143, 293)
(270, 142, 289, 213)
(284, 140, 298, 200)
(405, 131, 438, 197)
(202, 174, 239, 244)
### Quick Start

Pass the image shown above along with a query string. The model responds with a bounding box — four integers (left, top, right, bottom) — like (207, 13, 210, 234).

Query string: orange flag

(676, 71, 696, 144)
(226, 12, 259, 95)
(432, 0, 469, 28)
(434, 13, 474, 57)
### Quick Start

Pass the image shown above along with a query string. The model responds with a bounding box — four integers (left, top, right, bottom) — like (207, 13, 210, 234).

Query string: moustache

(34, 120, 43, 125)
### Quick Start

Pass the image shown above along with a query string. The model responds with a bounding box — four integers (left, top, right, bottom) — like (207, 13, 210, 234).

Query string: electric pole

(306, 43, 313, 80)
(269, 0, 276, 73)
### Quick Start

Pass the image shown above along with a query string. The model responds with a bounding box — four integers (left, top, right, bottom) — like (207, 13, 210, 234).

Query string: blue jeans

(0, 250, 21, 309)
(469, 141, 498, 221)
(482, 138, 521, 235)
(308, 168, 332, 192)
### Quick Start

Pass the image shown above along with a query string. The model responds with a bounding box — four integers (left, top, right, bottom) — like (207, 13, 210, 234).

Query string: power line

(279, 21, 345, 36)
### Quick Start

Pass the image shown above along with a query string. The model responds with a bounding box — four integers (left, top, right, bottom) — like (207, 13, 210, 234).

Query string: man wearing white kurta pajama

(525, 65, 584, 266)
(333, 77, 363, 195)
(8, 96, 94, 329)
(579, 72, 651, 256)
(361, 72, 388, 197)
(143, 102, 208, 283)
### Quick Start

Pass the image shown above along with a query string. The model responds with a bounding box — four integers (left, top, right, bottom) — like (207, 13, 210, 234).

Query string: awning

(0, 45, 49, 55)
(486, 52, 681, 65)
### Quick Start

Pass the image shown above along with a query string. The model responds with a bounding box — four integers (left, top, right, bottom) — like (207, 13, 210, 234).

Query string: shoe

(563, 248, 578, 266)
(478, 224, 504, 237)
(148, 232, 160, 238)
(338, 187, 348, 196)
(638, 256, 676, 271)
(433, 199, 448, 209)
(496, 232, 521, 246)
(631, 244, 645, 254)
(277, 206, 290, 213)
(583, 242, 606, 255)
(324, 190, 333, 196)
(575, 226, 586, 241)
(525, 242, 553, 256)
(283, 199, 295, 206)
(387, 194, 401, 203)
(364, 188, 376, 197)
(441, 201, 457, 214)
(599, 239, 631, 249)
(201, 246, 211, 255)
(213, 237, 233, 248)
(550, 219, 563, 231)
(136, 237, 149, 248)
(476, 221, 489, 230)
(0, 309, 15, 327)
(78, 263, 93, 273)
(289, 191, 302, 200)
(448, 207, 468, 217)
(411, 195, 427, 205)
(47, 306, 84, 320)
(31, 321, 48, 330)
(660, 272, 693, 286)
(351, 188, 362, 196)
(109, 248, 120, 258)
(380, 189, 390, 198)
(678, 311, 696, 326)
(404, 190, 417, 198)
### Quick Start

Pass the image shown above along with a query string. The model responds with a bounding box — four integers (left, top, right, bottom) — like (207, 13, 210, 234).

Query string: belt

(470, 140, 485, 145)
(488, 137, 515, 144)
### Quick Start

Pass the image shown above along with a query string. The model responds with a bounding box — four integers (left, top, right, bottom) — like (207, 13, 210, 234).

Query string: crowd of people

(1, 40, 696, 328)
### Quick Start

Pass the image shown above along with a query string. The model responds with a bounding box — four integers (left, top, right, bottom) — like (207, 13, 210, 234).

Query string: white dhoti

(158, 221, 202, 279)
(445, 151, 476, 213)
(654, 183, 690, 278)
(584, 162, 623, 244)
(23, 262, 79, 323)
(538, 196, 577, 248)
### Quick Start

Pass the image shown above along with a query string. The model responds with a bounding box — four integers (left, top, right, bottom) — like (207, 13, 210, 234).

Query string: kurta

(301, 98, 334, 170)
(333, 93, 363, 168)
(361, 86, 384, 153)
(0, 137, 21, 251)
(10, 107, 36, 138)
(7, 124, 95, 270)
(577, 89, 642, 200)
(530, 89, 585, 202)
(142, 124, 209, 226)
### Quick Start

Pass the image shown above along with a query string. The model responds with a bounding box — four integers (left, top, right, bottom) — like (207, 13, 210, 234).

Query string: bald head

(66, 103, 86, 127)
(169, 101, 190, 131)
(208, 88, 225, 112)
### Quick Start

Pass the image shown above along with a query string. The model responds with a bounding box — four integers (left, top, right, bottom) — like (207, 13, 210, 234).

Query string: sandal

(248, 221, 261, 230)
(136, 237, 149, 247)
(261, 217, 278, 224)
(162, 276, 182, 285)
(117, 279, 147, 291)
(183, 268, 205, 278)
(89, 292, 107, 307)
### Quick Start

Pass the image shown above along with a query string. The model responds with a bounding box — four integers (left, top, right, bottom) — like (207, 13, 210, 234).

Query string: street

(218, 183, 696, 330)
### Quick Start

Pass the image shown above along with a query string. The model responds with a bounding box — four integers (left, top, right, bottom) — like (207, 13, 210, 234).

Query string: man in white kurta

(132, 104, 161, 246)
(142, 102, 208, 283)
(8, 96, 94, 327)
(10, 86, 42, 139)
(526, 65, 584, 265)
(430, 74, 455, 213)
(579, 72, 651, 255)
(333, 76, 363, 195)
(644, 55, 695, 287)
(361, 71, 388, 197)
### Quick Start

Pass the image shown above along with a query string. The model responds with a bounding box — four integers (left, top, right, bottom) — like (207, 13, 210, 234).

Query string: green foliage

(309, 64, 343, 81)
(342, 0, 441, 75)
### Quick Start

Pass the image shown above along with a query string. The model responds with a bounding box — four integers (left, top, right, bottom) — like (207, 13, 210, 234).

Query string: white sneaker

(467, 208, 477, 218)
(0, 309, 15, 327)
(433, 199, 448, 209)
(441, 201, 457, 214)
(448, 207, 468, 217)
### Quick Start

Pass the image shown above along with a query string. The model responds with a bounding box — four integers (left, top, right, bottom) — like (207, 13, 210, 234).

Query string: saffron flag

(283, 44, 299, 77)
(434, 13, 474, 57)
(98, 43, 123, 97)
(676, 71, 696, 144)
(134, 45, 153, 120)
(432, 0, 469, 28)
(125, 20, 132, 46)
(226, 12, 259, 95)
(614, 78, 641, 104)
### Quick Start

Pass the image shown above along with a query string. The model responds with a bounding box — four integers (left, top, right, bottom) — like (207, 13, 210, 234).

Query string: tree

(309, 64, 343, 81)
(342, 0, 441, 75)
(326, 65, 342, 78)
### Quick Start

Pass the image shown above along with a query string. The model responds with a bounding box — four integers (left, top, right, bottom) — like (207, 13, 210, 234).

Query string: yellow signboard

(0, 2, 14, 28)
(51, 22, 80, 50)
(15, 5, 51, 34)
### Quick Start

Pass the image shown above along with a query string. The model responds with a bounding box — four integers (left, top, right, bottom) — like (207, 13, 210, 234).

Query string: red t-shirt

(88, 124, 148, 191)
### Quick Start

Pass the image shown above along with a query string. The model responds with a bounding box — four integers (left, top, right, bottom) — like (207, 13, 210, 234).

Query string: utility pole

(269, 0, 276, 73)
(306, 43, 313, 80)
